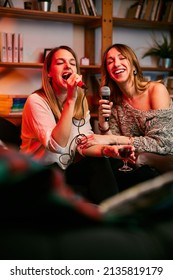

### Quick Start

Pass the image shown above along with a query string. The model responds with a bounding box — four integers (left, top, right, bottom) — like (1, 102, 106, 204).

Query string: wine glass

(118, 146, 133, 172)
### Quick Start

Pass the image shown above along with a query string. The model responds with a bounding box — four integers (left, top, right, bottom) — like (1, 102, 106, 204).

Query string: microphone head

(100, 86, 110, 99)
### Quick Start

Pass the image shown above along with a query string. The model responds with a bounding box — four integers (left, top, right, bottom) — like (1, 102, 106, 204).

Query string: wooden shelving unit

(0, 62, 101, 71)
(0, 62, 172, 73)
(113, 17, 173, 30)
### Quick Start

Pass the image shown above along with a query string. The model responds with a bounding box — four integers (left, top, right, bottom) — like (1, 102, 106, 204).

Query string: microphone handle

(102, 95, 110, 122)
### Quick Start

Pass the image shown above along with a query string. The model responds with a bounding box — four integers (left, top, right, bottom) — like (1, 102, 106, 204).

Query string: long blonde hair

(38, 46, 88, 120)
(101, 43, 150, 104)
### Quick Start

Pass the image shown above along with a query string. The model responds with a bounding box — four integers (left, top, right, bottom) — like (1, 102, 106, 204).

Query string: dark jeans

(64, 157, 159, 204)
(65, 157, 119, 204)
(109, 157, 160, 192)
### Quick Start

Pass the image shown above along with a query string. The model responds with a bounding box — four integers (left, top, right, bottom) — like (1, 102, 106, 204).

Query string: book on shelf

(78, 0, 93, 16)
(0, 32, 23, 63)
(3, 0, 14, 8)
(78, 0, 86, 15)
(81, 0, 89, 16)
(150, 0, 160, 21)
(126, 1, 145, 19)
(143, 0, 154, 20)
(135, 0, 145, 19)
(137, 0, 163, 21)
(18, 33, 23, 63)
(0, 95, 13, 115)
(85, 0, 94, 16)
(154, 0, 163, 21)
(162, 1, 173, 22)
(12, 33, 18, 63)
(167, 2, 173, 22)
(74, 0, 83, 14)
(139, 0, 148, 19)
(0, 32, 7, 62)
(88, 0, 97, 16)
(0, 95, 27, 115)
(6, 32, 13, 62)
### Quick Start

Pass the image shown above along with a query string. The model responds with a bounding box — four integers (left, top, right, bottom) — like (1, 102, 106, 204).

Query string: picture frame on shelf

(43, 48, 52, 60)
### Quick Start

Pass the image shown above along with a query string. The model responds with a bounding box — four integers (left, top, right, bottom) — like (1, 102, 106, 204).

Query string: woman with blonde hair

(84, 43, 173, 175)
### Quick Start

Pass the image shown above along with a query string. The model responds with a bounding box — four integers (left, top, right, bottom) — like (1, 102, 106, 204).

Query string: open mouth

(62, 73, 71, 80)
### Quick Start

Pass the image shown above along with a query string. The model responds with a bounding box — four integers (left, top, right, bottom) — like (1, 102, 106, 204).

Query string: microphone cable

(58, 87, 89, 167)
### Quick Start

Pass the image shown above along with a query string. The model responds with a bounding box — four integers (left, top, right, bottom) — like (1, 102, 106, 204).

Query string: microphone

(76, 80, 88, 89)
(100, 86, 110, 122)
(63, 73, 88, 89)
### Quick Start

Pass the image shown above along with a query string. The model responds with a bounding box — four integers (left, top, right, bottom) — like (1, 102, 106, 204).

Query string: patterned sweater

(110, 100, 173, 155)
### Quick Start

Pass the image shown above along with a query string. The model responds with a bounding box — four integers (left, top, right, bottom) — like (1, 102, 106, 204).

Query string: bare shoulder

(149, 81, 168, 93)
(148, 81, 171, 109)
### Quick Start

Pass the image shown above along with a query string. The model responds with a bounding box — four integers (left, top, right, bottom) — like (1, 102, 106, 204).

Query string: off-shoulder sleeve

(133, 105, 173, 154)
(110, 101, 173, 155)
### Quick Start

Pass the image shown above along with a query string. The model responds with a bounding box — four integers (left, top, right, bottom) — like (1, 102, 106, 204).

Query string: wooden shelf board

(142, 67, 173, 72)
(0, 62, 43, 69)
(0, 7, 101, 26)
(1, 63, 172, 72)
(0, 62, 101, 70)
(113, 17, 173, 30)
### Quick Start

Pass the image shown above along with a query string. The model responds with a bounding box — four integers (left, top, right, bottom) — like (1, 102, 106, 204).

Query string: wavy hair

(36, 46, 88, 120)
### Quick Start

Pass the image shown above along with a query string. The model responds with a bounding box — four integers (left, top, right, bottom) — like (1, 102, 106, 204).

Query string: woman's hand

(79, 134, 111, 148)
(98, 99, 113, 128)
(65, 73, 83, 100)
(103, 145, 136, 163)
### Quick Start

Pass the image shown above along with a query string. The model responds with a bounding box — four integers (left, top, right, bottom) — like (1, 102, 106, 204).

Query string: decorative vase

(38, 1, 51, 12)
(159, 58, 172, 68)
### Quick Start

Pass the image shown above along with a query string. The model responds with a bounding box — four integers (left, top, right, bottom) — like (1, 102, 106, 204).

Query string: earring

(133, 69, 137, 75)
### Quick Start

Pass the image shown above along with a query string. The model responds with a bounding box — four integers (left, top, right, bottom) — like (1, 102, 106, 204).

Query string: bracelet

(98, 123, 110, 133)
(101, 146, 110, 158)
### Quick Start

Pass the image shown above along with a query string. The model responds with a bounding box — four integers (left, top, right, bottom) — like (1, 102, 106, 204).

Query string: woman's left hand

(79, 134, 110, 148)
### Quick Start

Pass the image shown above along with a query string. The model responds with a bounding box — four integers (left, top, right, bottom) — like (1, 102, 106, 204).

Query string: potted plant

(142, 34, 173, 68)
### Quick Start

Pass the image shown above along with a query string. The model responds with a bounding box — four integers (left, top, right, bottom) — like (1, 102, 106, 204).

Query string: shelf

(0, 62, 101, 72)
(113, 17, 173, 30)
(0, 7, 101, 27)
(1, 62, 172, 72)
(0, 112, 23, 117)
(0, 62, 43, 69)
(142, 66, 173, 72)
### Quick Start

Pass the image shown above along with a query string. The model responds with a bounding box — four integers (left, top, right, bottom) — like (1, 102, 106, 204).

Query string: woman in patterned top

(83, 43, 173, 173)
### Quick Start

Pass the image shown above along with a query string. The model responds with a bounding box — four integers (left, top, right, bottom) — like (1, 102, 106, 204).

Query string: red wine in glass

(118, 147, 133, 171)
